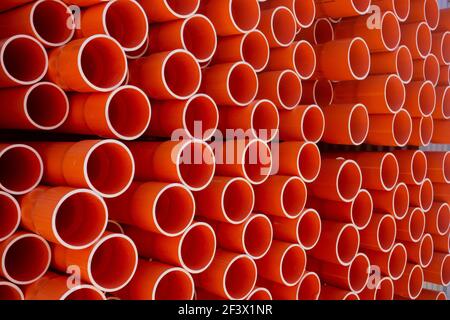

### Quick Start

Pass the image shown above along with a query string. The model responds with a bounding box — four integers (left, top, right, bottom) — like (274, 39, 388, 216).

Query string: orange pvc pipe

(426, 151, 449, 183)
(212, 138, 272, 185)
(359, 276, 394, 300)
(59, 85, 150, 140)
(128, 140, 215, 191)
(209, 213, 272, 259)
(259, 271, 321, 300)
(256, 70, 302, 110)
(24, 272, 105, 300)
(76, 0, 148, 52)
(413, 55, 440, 86)
(0, 0, 33, 12)
(129, 49, 200, 99)
(0, 278, 23, 300)
(436, 7, 450, 31)
(52, 232, 138, 292)
(423, 252, 450, 286)
(124, 222, 216, 274)
(148, 14, 217, 63)
(194, 176, 254, 224)
(194, 250, 257, 300)
(315, 0, 371, 18)
(417, 289, 447, 300)
(369, 182, 410, 219)
(313, 37, 370, 81)
(63, 0, 109, 7)
(397, 207, 426, 243)
(0, 192, 20, 242)
(277, 141, 321, 182)
(394, 149, 428, 185)
(322, 103, 369, 145)
(105, 182, 194, 236)
(433, 86, 450, 120)
(393, 263, 423, 299)
(218, 99, 279, 142)
(200, 0, 260, 35)
(107, 220, 124, 234)
(0, 231, 50, 285)
(0, 0, 74, 47)
(359, 213, 396, 253)
(0, 35, 47, 87)
(270, 208, 322, 250)
(246, 287, 272, 300)
(371, 0, 410, 22)
(408, 116, 434, 147)
(278, 104, 325, 142)
(334, 11, 401, 52)
(362, 243, 407, 280)
(117, 260, 194, 300)
(19, 186, 107, 249)
(333, 75, 406, 114)
(408, 178, 434, 211)
(126, 35, 149, 60)
(406, 0, 439, 30)
(266, 40, 316, 80)
(31, 139, 134, 198)
(309, 158, 362, 202)
(300, 79, 334, 107)
(201, 61, 258, 106)
(370, 45, 413, 83)
(258, 7, 296, 48)
(439, 65, 450, 85)
(404, 81, 436, 117)
(212, 30, 269, 72)
(256, 240, 306, 286)
(401, 233, 434, 267)
(431, 31, 449, 65)
(309, 221, 359, 266)
(254, 175, 307, 218)
(432, 232, 450, 253)
(432, 119, 450, 144)
(400, 22, 432, 59)
(0, 143, 43, 195)
(261, 0, 316, 28)
(296, 18, 334, 44)
(319, 285, 359, 300)
(138, 0, 199, 22)
(366, 109, 413, 147)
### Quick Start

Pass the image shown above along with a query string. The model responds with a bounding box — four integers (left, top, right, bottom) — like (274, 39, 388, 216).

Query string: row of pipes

(0, 0, 449, 300)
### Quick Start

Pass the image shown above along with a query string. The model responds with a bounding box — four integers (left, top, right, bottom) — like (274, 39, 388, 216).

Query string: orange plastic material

(30, 140, 134, 198)
(369, 182, 410, 219)
(266, 41, 316, 80)
(366, 109, 413, 147)
(334, 11, 401, 52)
(24, 272, 105, 300)
(309, 221, 359, 266)
(258, 7, 296, 48)
(401, 233, 434, 267)
(138, 0, 199, 22)
(51, 232, 138, 292)
(408, 116, 434, 147)
(124, 222, 216, 274)
(278, 104, 325, 142)
(194, 250, 257, 300)
(0, 143, 43, 195)
(59, 85, 150, 140)
(296, 18, 334, 45)
(315, 0, 371, 18)
(300, 79, 334, 107)
(393, 263, 424, 299)
(434, 181, 450, 203)
(261, 0, 316, 28)
(426, 151, 449, 183)
(406, 0, 439, 30)
(433, 86, 450, 120)
(213, 138, 272, 185)
(322, 104, 369, 145)
(209, 213, 272, 259)
(148, 14, 217, 63)
(246, 287, 272, 300)
(319, 285, 359, 300)
(254, 175, 307, 218)
(201, 62, 258, 106)
(0, 231, 50, 285)
(412, 53, 440, 85)
(105, 182, 194, 236)
(397, 207, 426, 243)
(76, 0, 148, 52)
(370, 45, 413, 83)
(333, 75, 406, 114)
(259, 271, 321, 300)
(432, 119, 450, 144)
(126, 36, 149, 60)
(309, 158, 362, 202)
(117, 260, 194, 300)
(212, 30, 269, 72)
(194, 177, 254, 224)
(436, 7, 450, 31)
(0, 278, 23, 300)
(394, 149, 428, 185)
(362, 243, 407, 280)
(404, 81, 436, 117)
(313, 38, 370, 81)
(218, 99, 279, 142)
(359, 213, 396, 253)
(257, 70, 302, 110)
(400, 22, 432, 59)
(417, 289, 447, 300)
(0, 0, 74, 47)
(308, 253, 370, 293)
(0, 0, 33, 12)
(423, 253, 450, 286)
(439, 65, 450, 85)
(256, 240, 306, 286)
(277, 141, 321, 182)
(129, 49, 200, 99)
(19, 186, 107, 249)
(63, 0, 108, 6)
(408, 178, 434, 211)
(270, 208, 322, 249)
(371, 0, 410, 22)
(0, 192, 20, 242)
(432, 232, 450, 253)
(359, 277, 394, 300)
(128, 140, 215, 191)
(0, 35, 47, 87)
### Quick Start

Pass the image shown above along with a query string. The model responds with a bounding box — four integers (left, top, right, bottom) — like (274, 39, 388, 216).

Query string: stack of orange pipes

(0, 0, 448, 301)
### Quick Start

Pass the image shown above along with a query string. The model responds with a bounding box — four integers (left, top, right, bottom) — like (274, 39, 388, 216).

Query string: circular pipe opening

(154, 268, 194, 300)
(348, 104, 369, 145)
(381, 153, 399, 191)
(418, 116, 434, 146)
(420, 234, 434, 267)
(441, 32, 450, 64)
(182, 15, 217, 62)
(424, 0, 439, 30)
(419, 178, 434, 211)
(441, 87, 450, 119)
(408, 265, 424, 299)
(64, 286, 105, 300)
(166, 0, 199, 17)
(419, 81, 436, 116)
(351, 0, 371, 14)
(243, 215, 272, 259)
(251, 100, 279, 142)
(222, 178, 254, 223)
(228, 63, 258, 106)
(437, 203, 450, 235)
(297, 272, 321, 300)
(392, 109, 412, 146)
(180, 223, 216, 273)
(163, 50, 201, 99)
(294, 41, 316, 79)
(281, 177, 307, 218)
(385, 75, 405, 113)
(296, 142, 321, 182)
(348, 38, 370, 80)
(381, 12, 401, 51)
(297, 209, 321, 249)
(441, 255, 450, 285)
(336, 224, 360, 265)
(243, 140, 272, 184)
(351, 189, 373, 230)
(393, 0, 410, 21)
(410, 208, 426, 242)
(0, 192, 20, 242)
(348, 254, 370, 293)
(178, 141, 215, 191)
(271, 7, 296, 47)
(424, 54, 440, 85)
(277, 71, 302, 110)
(247, 287, 272, 300)
(184, 94, 218, 140)
(396, 46, 413, 83)
(230, 0, 260, 33)
(281, 245, 306, 285)
(313, 18, 334, 44)
(224, 255, 256, 299)
(0, 282, 23, 300)
(388, 243, 407, 280)
(416, 23, 432, 58)
(242, 30, 270, 72)
(301, 104, 325, 143)
(412, 150, 427, 184)
(393, 183, 409, 219)
(374, 277, 394, 300)
(293, 0, 315, 28)
(378, 215, 396, 252)
(337, 160, 362, 202)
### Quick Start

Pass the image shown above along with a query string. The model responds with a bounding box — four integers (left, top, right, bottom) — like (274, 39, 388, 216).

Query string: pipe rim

(181, 14, 218, 63)
(0, 191, 20, 242)
(220, 177, 254, 224)
(242, 213, 273, 259)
